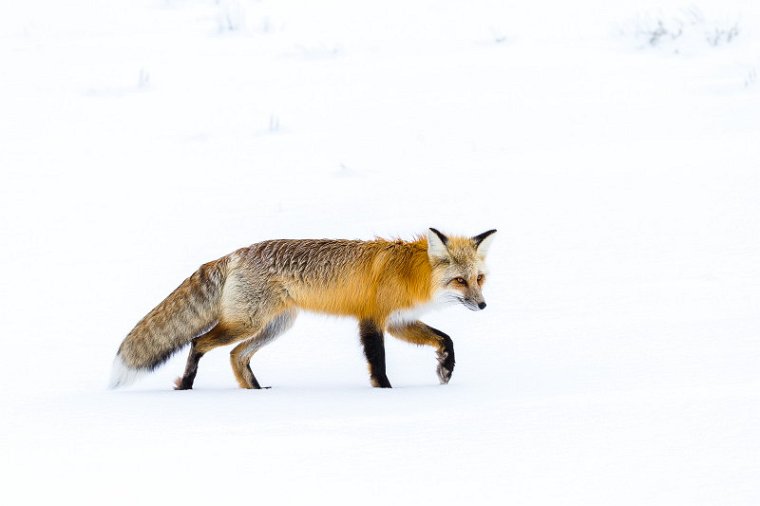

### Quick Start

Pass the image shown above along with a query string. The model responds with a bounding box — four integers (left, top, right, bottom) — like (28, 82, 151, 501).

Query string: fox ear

(472, 229, 497, 256)
(427, 228, 449, 259)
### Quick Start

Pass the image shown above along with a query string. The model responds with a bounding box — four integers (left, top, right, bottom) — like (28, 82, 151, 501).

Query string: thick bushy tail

(109, 257, 230, 388)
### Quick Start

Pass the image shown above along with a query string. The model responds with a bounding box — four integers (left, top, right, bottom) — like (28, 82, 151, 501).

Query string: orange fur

(286, 237, 433, 324)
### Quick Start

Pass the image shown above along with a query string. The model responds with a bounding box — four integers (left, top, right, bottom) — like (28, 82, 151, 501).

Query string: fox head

(427, 228, 496, 311)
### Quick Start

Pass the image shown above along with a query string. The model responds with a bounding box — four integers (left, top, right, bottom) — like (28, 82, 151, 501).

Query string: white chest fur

(387, 292, 450, 328)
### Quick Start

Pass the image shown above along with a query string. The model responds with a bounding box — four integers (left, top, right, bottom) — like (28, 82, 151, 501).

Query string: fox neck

(382, 238, 446, 326)
(396, 237, 438, 304)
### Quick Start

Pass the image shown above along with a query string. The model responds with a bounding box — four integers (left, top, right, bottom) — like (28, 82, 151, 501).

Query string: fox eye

(455, 277, 467, 285)
(477, 274, 484, 283)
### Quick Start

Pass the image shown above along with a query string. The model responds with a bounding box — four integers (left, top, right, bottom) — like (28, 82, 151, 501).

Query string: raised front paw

(436, 350, 455, 384)
(437, 364, 452, 384)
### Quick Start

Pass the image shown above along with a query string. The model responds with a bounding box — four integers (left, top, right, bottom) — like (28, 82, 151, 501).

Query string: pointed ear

(427, 228, 449, 259)
(472, 229, 497, 256)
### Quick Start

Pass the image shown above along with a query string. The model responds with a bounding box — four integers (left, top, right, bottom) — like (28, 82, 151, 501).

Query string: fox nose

(478, 302, 487, 310)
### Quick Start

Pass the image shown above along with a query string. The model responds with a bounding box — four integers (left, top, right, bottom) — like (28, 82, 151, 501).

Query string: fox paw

(437, 365, 452, 384)
(436, 351, 454, 384)
(174, 377, 193, 390)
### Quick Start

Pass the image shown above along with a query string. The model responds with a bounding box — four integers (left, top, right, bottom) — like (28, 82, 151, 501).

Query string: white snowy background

(1, 0, 759, 504)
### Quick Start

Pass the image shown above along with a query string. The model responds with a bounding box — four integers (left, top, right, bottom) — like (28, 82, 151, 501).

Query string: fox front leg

(430, 326, 455, 384)
(359, 320, 392, 388)
(387, 321, 456, 384)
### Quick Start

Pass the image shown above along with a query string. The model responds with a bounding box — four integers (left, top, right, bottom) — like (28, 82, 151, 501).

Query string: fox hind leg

(387, 321, 455, 384)
(174, 344, 204, 390)
(229, 309, 297, 389)
(174, 323, 252, 390)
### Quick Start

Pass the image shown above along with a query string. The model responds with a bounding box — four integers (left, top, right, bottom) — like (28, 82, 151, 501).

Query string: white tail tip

(109, 355, 146, 389)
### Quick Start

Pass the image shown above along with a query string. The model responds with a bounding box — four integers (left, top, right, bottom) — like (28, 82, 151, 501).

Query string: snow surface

(2, 0, 759, 504)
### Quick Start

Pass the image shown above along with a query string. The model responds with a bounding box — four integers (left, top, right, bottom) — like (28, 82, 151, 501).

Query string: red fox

(109, 228, 496, 390)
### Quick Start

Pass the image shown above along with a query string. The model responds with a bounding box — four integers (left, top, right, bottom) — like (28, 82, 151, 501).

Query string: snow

(1, 0, 759, 504)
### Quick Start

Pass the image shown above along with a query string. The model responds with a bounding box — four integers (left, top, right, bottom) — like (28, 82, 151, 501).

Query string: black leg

(428, 325, 455, 384)
(359, 320, 392, 388)
(174, 344, 204, 390)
